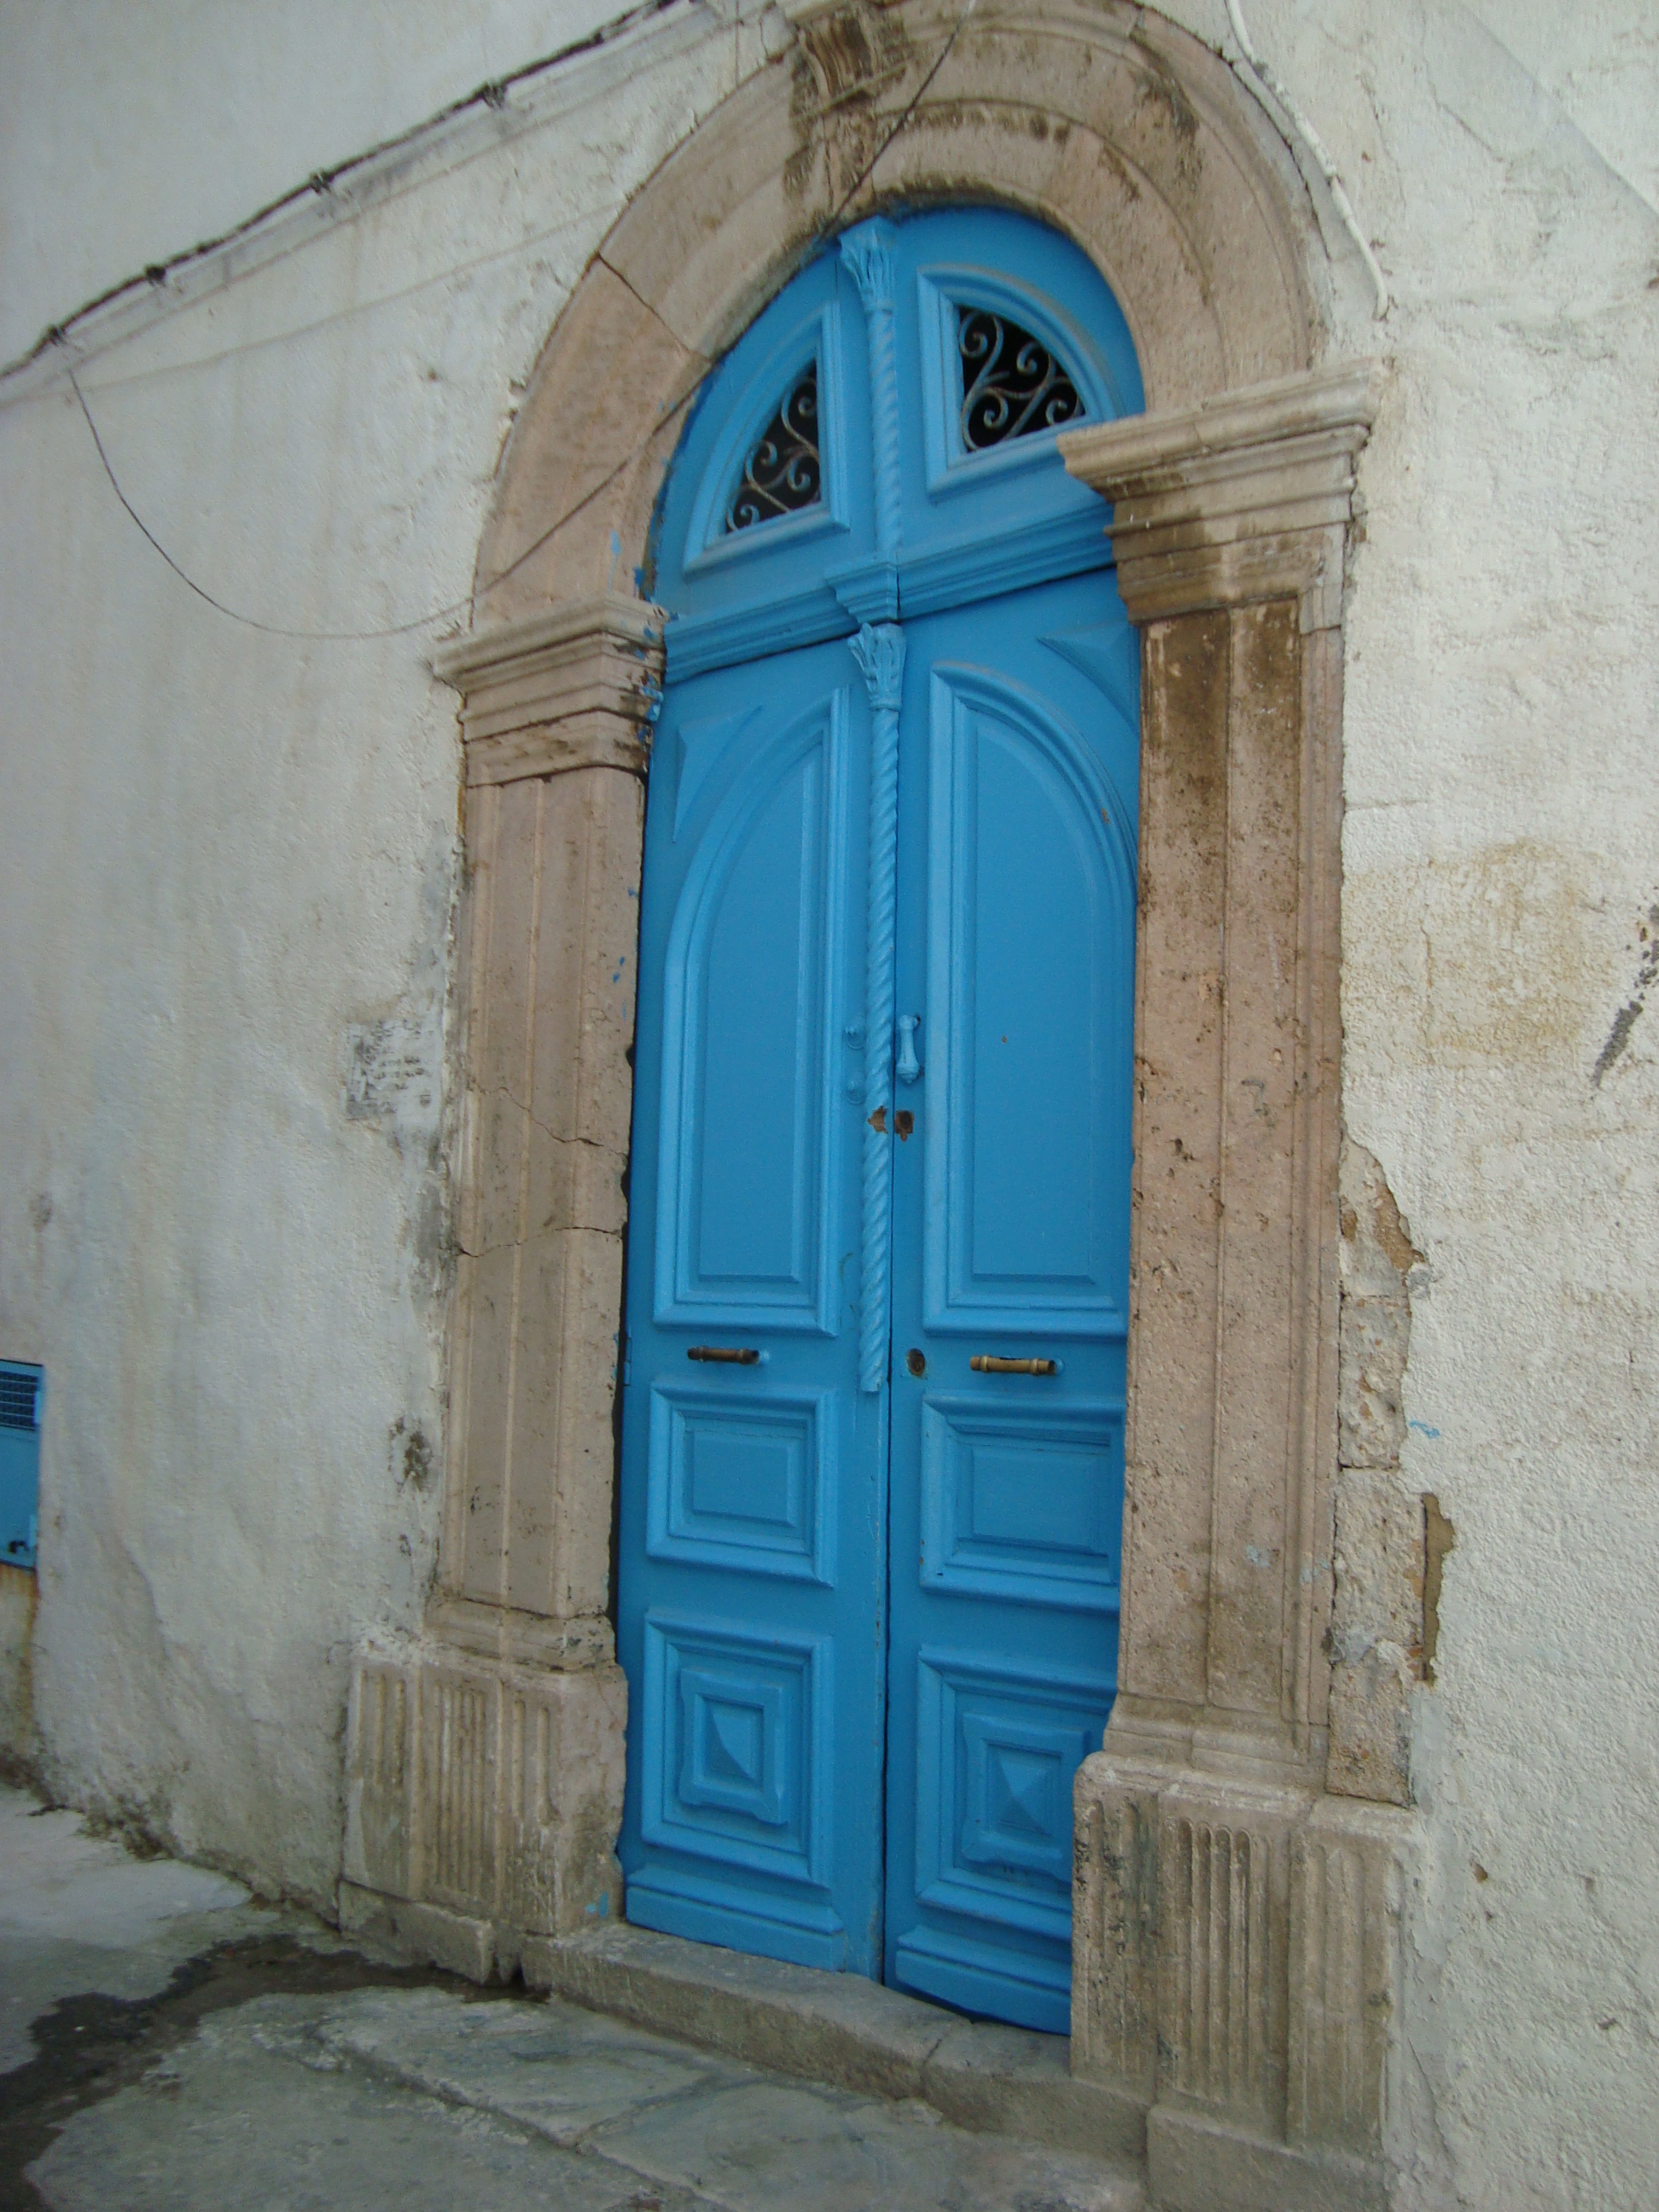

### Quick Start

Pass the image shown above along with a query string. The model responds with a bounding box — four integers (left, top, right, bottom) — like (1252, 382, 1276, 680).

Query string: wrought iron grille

(725, 361, 822, 532)
(0, 1371, 38, 1431)
(958, 307, 1082, 451)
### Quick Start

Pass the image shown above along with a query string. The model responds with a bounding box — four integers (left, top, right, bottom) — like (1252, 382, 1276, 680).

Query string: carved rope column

(1060, 368, 1414, 2212)
(341, 594, 662, 1977)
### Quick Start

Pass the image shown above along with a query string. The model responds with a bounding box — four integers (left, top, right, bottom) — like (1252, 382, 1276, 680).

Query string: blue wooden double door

(617, 209, 1144, 2031)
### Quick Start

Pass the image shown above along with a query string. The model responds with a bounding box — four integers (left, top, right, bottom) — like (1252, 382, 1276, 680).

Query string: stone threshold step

(521, 1918, 1149, 2166)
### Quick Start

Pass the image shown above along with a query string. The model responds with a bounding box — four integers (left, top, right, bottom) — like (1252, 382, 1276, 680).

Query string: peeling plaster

(1330, 1138, 1428, 1807)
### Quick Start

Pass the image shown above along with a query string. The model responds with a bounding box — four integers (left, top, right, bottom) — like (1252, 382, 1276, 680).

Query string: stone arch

(474, 0, 1329, 626)
(348, 13, 1406, 2203)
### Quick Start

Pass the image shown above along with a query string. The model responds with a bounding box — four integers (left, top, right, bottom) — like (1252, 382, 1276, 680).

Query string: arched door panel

(653, 692, 851, 1331)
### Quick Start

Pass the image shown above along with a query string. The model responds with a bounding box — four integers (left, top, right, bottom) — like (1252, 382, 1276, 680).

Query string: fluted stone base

(342, 1634, 626, 1972)
(1073, 1748, 1414, 2210)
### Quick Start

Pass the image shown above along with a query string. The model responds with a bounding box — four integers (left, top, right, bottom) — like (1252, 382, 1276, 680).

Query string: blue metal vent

(0, 1371, 39, 1430)
(0, 1361, 43, 1569)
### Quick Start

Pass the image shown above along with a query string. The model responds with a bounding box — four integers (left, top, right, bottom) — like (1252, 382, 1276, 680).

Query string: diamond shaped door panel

(894, 1650, 1115, 2023)
(913, 1650, 1115, 1930)
(640, 1616, 829, 1884)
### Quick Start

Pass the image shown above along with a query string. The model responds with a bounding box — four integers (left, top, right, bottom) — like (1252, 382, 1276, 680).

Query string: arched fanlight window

(957, 309, 1083, 451)
(725, 361, 822, 532)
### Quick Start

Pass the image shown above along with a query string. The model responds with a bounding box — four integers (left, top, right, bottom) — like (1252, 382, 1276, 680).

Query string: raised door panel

(646, 1382, 835, 1585)
(654, 691, 850, 1332)
(919, 1394, 1124, 1614)
(923, 664, 1135, 1337)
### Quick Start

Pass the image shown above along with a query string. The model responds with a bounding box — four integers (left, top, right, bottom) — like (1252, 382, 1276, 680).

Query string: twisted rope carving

(849, 622, 905, 1393)
(842, 221, 905, 1391)
(840, 221, 901, 560)
(867, 302, 901, 560)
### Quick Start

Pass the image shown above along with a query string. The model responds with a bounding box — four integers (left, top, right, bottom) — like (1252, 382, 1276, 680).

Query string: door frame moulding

(342, 9, 1410, 2206)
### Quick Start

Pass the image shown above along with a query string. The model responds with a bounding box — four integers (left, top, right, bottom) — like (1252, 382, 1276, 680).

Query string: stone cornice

(1059, 359, 1383, 628)
(432, 591, 665, 785)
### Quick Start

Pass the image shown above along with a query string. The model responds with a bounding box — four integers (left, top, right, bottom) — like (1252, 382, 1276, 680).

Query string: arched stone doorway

(344, 7, 1402, 2203)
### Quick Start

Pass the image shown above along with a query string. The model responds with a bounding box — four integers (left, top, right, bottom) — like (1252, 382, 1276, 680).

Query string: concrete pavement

(2, 1787, 1144, 2210)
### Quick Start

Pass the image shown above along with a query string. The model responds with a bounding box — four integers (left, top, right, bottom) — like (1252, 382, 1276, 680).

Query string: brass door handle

(970, 1354, 1058, 1376)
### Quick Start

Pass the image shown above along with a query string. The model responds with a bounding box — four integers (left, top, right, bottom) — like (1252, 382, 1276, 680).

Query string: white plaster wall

(0, 0, 662, 369)
(1274, 9, 1659, 2209)
(1, 3, 1656, 2203)
(0, 0, 771, 1892)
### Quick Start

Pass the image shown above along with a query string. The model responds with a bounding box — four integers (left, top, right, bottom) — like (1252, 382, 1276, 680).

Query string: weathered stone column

(1060, 367, 1415, 2212)
(341, 594, 662, 1979)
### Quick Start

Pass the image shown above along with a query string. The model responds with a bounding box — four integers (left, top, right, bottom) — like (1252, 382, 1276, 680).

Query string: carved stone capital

(433, 591, 665, 785)
(1060, 361, 1383, 631)
(847, 620, 905, 711)
(838, 218, 897, 315)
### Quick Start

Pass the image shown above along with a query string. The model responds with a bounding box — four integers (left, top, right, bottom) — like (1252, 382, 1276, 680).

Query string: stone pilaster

(1061, 367, 1415, 2211)
(342, 594, 662, 1976)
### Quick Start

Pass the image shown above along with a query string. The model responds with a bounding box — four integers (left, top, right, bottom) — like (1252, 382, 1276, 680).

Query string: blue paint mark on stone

(1409, 1419, 1441, 1439)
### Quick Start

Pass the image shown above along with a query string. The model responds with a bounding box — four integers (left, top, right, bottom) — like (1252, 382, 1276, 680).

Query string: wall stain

(389, 1418, 434, 1493)
(1591, 900, 1659, 1086)
(0, 1932, 490, 2212)
(1348, 838, 1598, 1071)
(1421, 1494, 1455, 1687)
(1330, 1140, 1427, 1805)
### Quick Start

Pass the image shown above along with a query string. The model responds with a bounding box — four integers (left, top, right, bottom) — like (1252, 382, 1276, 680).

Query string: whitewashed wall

(1, 5, 1655, 2207)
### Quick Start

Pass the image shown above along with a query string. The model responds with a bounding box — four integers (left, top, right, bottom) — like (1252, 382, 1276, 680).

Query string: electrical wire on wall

(1222, 0, 1389, 319)
(15, 0, 689, 379)
(44, 0, 979, 646)
(48, 0, 1388, 642)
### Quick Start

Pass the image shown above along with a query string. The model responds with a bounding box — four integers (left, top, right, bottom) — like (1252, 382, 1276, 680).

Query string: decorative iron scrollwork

(958, 308, 1082, 451)
(725, 361, 821, 532)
